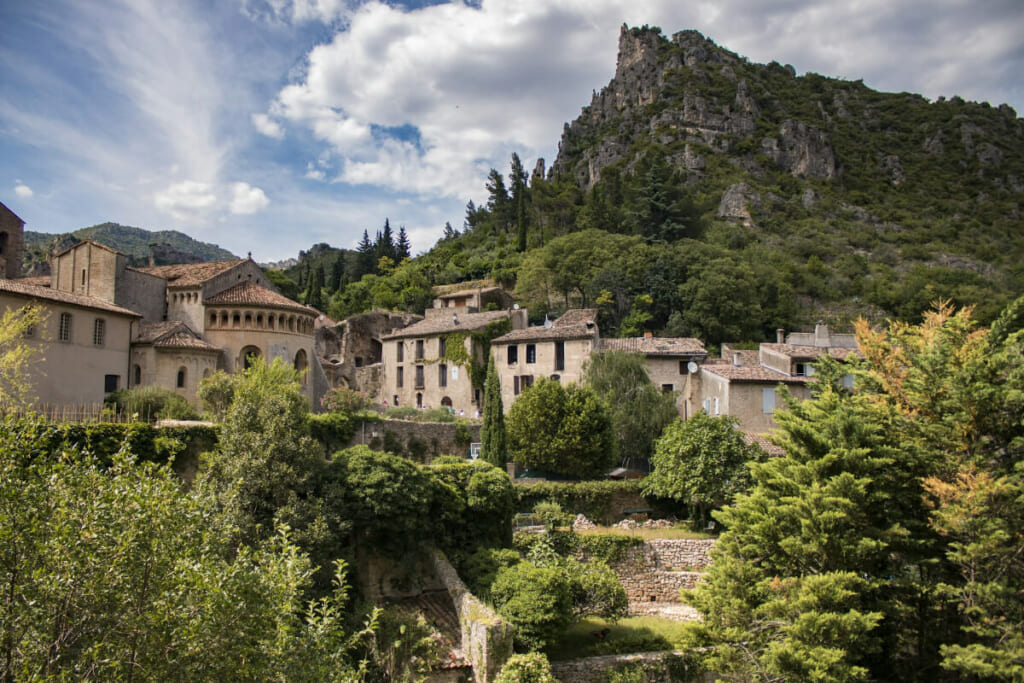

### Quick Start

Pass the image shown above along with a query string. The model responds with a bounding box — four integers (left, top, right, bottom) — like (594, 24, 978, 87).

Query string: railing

(5, 404, 152, 424)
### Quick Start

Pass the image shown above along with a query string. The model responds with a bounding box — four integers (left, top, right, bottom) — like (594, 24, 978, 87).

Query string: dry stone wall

(346, 419, 480, 460)
(550, 652, 715, 683)
(607, 539, 716, 612)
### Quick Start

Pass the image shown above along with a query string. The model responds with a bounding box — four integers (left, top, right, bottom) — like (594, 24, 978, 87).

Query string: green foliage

(481, 355, 507, 467)
(25, 221, 236, 265)
(321, 386, 374, 414)
(0, 418, 371, 681)
(515, 479, 647, 525)
(584, 351, 678, 465)
(197, 369, 237, 421)
(492, 561, 574, 651)
(494, 652, 558, 683)
(643, 413, 764, 523)
(0, 304, 46, 413)
(266, 268, 301, 301)
(307, 411, 360, 453)
(430, 458, 516, 549)
(105, 385, 200, 422)
(366, 605, 445, 682)
(507, 378, 616, 479)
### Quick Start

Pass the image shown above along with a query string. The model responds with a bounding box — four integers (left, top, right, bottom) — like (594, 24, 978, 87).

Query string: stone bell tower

(0, 200, 25, 279)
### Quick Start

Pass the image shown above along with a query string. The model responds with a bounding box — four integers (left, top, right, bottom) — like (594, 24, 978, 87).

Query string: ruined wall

(346, 419, 480, 461)
(550, 652, 715, 683)
(432, 552, 513, 683)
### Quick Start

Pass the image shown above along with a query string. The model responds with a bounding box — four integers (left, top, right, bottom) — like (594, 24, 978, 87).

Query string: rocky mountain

(23, 222, 238, 275)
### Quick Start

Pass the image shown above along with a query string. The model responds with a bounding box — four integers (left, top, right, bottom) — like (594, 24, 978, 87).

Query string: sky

(1, 0, 1022, 263)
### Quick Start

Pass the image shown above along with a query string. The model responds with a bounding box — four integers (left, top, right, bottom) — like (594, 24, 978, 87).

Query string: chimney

(644, 331, 653, 339)
(733, 352, 741, 367)
(814, 321, 830, 347)
(776, 328, 785, 343)
(148, 245, 155, 267)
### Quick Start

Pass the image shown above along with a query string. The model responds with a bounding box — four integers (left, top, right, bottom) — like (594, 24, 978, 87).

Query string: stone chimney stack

(644, 331, 653, 339)
(733, 352, 742, 366)
(776, 328, 785, 343)
(814, 321, 830, 347)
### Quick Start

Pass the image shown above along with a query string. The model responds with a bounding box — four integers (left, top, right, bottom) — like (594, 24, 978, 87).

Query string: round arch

(239, 345, 262, 370)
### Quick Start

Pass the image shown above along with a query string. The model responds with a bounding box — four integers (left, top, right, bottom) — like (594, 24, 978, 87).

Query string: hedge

(514, 480, 649, 525)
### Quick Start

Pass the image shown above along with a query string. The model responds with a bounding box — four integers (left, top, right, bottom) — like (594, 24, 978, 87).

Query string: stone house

(598, 334, 708, 416)
(489, 309, 600, 409)
(697, 324, 858, 433)
(379, 301, 527, 413)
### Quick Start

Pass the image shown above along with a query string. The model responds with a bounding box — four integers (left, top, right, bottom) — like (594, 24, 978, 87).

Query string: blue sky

(2, 0, 1022, 263)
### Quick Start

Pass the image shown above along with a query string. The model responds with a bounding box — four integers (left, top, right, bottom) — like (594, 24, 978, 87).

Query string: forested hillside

(308, 25, 1023, 347)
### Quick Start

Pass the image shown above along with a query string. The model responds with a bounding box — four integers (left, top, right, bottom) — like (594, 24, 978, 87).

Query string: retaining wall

(347, 419, 480, 461)
(607, 539, 716, 612)
(550, 652, 715, 683)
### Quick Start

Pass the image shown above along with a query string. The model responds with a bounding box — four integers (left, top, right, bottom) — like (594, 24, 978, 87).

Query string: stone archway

(239, 345, 262, 370)
(294, 349, 309, 384)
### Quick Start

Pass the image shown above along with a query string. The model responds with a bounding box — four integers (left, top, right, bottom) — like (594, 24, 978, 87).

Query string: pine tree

(379, 219, 395, 262)
(442, 221, 459, 240)
(329, 254, 345, 293)
(355, 230, 374, 279)
(510, 153, 529, 251)
(480, 356, 506, 468)
(305, 265, 324, 311)
(396, 226, 411, 261)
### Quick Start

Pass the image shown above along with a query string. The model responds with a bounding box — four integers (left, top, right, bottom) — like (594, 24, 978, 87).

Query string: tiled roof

(135, 321, 220, 351)
(492, 309, 598, 343)
(721, 348, 761, 366)
(0, 278, 140, 317)
(432, 279, 498, 295)
(53, 239, 124, 259)
(204, 281, 316, 315)
(744, 433, 785, 457)
(701, 363, 812, 384)
(383, 309, 512, 339)
(135, 260, 246, 286)
(760, 343, 861, 360)
(18, 276, 52, 288)
(599, 336, 706, 356)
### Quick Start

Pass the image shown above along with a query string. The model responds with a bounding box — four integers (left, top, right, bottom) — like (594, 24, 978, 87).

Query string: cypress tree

(396, 226, 411, 261)
(480, 356, 506, 468)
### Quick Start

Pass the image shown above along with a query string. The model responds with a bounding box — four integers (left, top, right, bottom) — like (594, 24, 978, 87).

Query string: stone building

(598, 334, 708, 417)
(0, 215, 324, 410)
(0, 201, 25, 280)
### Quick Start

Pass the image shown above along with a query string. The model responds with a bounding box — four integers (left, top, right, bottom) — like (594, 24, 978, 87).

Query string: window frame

(93, 318, 105, 346)
(58, 312, 72, 342)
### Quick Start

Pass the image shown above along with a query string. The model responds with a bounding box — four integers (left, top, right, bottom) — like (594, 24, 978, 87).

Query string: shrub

(197, 370, 236, 421)
(494, 653, 558, 683)
(307, 412, 359, 453)
(492, 562, 574, 651)
(320, 386, 373, 414)
(516, 480, 647, 524)
(105, 386, 199, 422)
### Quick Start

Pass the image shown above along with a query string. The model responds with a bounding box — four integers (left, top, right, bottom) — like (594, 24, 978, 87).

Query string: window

(415, 365, 425, 389)
(104, 374, 119, 393)
(713, 397, 720, 415)
(81, 269, 86, 287)
(554, 341, 565, 371)
(841, 374, 855, 390)
(397, 366, 404, 388)
(679, 360, 687, 375)
(415, 339, 424, 360)
(514, 374, 534, 395)
(93, 319, 105, 346)
(396, 341, 404, 362)
(662, 384, 674, 393)
(507, 345, 518, 364)
(133, 365, 141, 385)
(58, 313, 72, 341)
(176, 367, 187, 388)
(439, 363, 448, 387)
(416, 392, 423, 408)
(439, 337, 447, 356)
(794, 362, 809, 376)
(526, 344, 536, 364)
(762, 387, 776, 414)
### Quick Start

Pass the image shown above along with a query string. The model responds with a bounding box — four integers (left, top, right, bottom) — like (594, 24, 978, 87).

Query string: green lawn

(545, 616, 697, 661)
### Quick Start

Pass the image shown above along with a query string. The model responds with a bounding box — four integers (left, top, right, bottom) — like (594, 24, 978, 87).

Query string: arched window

(176, 367, 187, 388)
(294, 349, 308, 384)
(0, 231, 7, 255)
(441, 396, 452, 408)
(209, 312, 217, 327)
(267, 315, 275, 330)
(240, 345, 261, 370)
(256, 313, 264, 328)
(244, 313, 253, 328)
(133, 365, 141, 386)
(232, 313, 241, 327)
(220, 311, 228, 326)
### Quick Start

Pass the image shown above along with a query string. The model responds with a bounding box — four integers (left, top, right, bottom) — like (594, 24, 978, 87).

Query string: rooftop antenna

(543, 314, 552, 329)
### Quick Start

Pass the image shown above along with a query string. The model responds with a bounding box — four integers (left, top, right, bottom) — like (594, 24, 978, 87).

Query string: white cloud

(243, 0, 354, 25)
(230, 182, 270, 214)
(14, 183, 33, 198)
(252, 112, 284, 139)
(305, 163, 326, 180)
(154, 180, 217, 219)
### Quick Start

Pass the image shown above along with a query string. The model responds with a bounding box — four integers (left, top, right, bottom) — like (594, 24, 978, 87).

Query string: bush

(492, 562, 574, 651)
(197, 370, 237, 421)
(105, 386, 199, 422)
(307, 412, 359, 453)
(515, 480, 647, 524)
(320, 386, 373, 414)
(494, 653, 558, 683)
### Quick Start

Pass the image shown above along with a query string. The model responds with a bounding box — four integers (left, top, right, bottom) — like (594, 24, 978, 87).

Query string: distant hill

(23, 222, 238, 275)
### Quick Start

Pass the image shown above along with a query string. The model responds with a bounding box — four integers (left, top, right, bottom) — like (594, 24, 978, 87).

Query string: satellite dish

(513, 303, 520, 310)
(687, 361, 699, 374)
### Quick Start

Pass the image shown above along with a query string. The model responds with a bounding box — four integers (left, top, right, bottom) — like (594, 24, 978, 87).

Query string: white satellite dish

(513, 303, 520, 310)
(687, 361, 699, 374)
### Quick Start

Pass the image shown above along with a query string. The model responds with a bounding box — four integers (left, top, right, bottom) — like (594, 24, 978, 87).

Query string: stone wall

(550, 652, 715, 683)
(607, 539, 716, 611)
(347, 418, 480, 461)
(432, 551, 513, 683)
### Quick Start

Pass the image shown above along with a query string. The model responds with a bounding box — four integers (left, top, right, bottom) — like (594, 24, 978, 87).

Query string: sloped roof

(599, 336, 706, 356)
(135, 259, 246, 287)
(0, 200, 25, 225)
(432, 279, 498, 295)
(203, 281, 316, 315)
(18, 276, 52, 288)
(492, 309, 598, 343)
(134, 321, 220, 351)
(53, 239, 125, 259)
(744, 433, 785, 457)
(0, 277, 140, 317)
(383, 309, 512, 339)
(701, 363, 812, 384)
(760, 343, 861, 360)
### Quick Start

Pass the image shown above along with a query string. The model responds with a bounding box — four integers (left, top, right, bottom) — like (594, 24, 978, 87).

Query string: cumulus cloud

(14, 182, 33, 198)
(252, 112, 284, 139)
(154, 180, 217, 219)
(243, 0, 354, 24)
(230, 182, 270, 214)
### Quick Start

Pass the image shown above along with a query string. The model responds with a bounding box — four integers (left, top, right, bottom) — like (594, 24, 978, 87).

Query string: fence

(5, 404, 154, 424)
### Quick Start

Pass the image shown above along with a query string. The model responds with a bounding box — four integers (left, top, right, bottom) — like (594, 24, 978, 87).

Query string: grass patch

(545, 616, 696, 661)
(575, 525, 714, 541)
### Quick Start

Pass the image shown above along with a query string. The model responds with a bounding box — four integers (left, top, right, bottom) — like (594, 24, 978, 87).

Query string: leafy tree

(266, 268, 301, 301)
(506, 378, 615, 478)
(441, 221, 459, 241)
(511, 153, 530, 251)
(675, 256, 765, 345)
(0, 304, 45, 413)
(643, 413, 763, 525)
(491, 561, 573, 651)
(481, 355, 507, 467)
(583, 350, 678, 466)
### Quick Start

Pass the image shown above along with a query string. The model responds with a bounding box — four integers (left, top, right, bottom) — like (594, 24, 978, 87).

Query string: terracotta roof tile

(599, 337, 707, 356)
(203, 281, 316, 315)
(701, 364, 812, 384)
(0, 278, 140, 317)
(383, 309, 512, 339)
(135, 321, 186, 343)
(760, 343, 862, 360)
(135, 321, 219, 351)
(492, 309, 598, 343)
(135, 260, 246, 286)
(18, 276, 52, 288)
(154, 331, 219, 351)
(432, 279, 498, 295)
(744, 433, 785, 456)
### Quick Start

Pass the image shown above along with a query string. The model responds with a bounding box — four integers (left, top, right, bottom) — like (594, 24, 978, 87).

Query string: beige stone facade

(0, 202, 25, 280)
